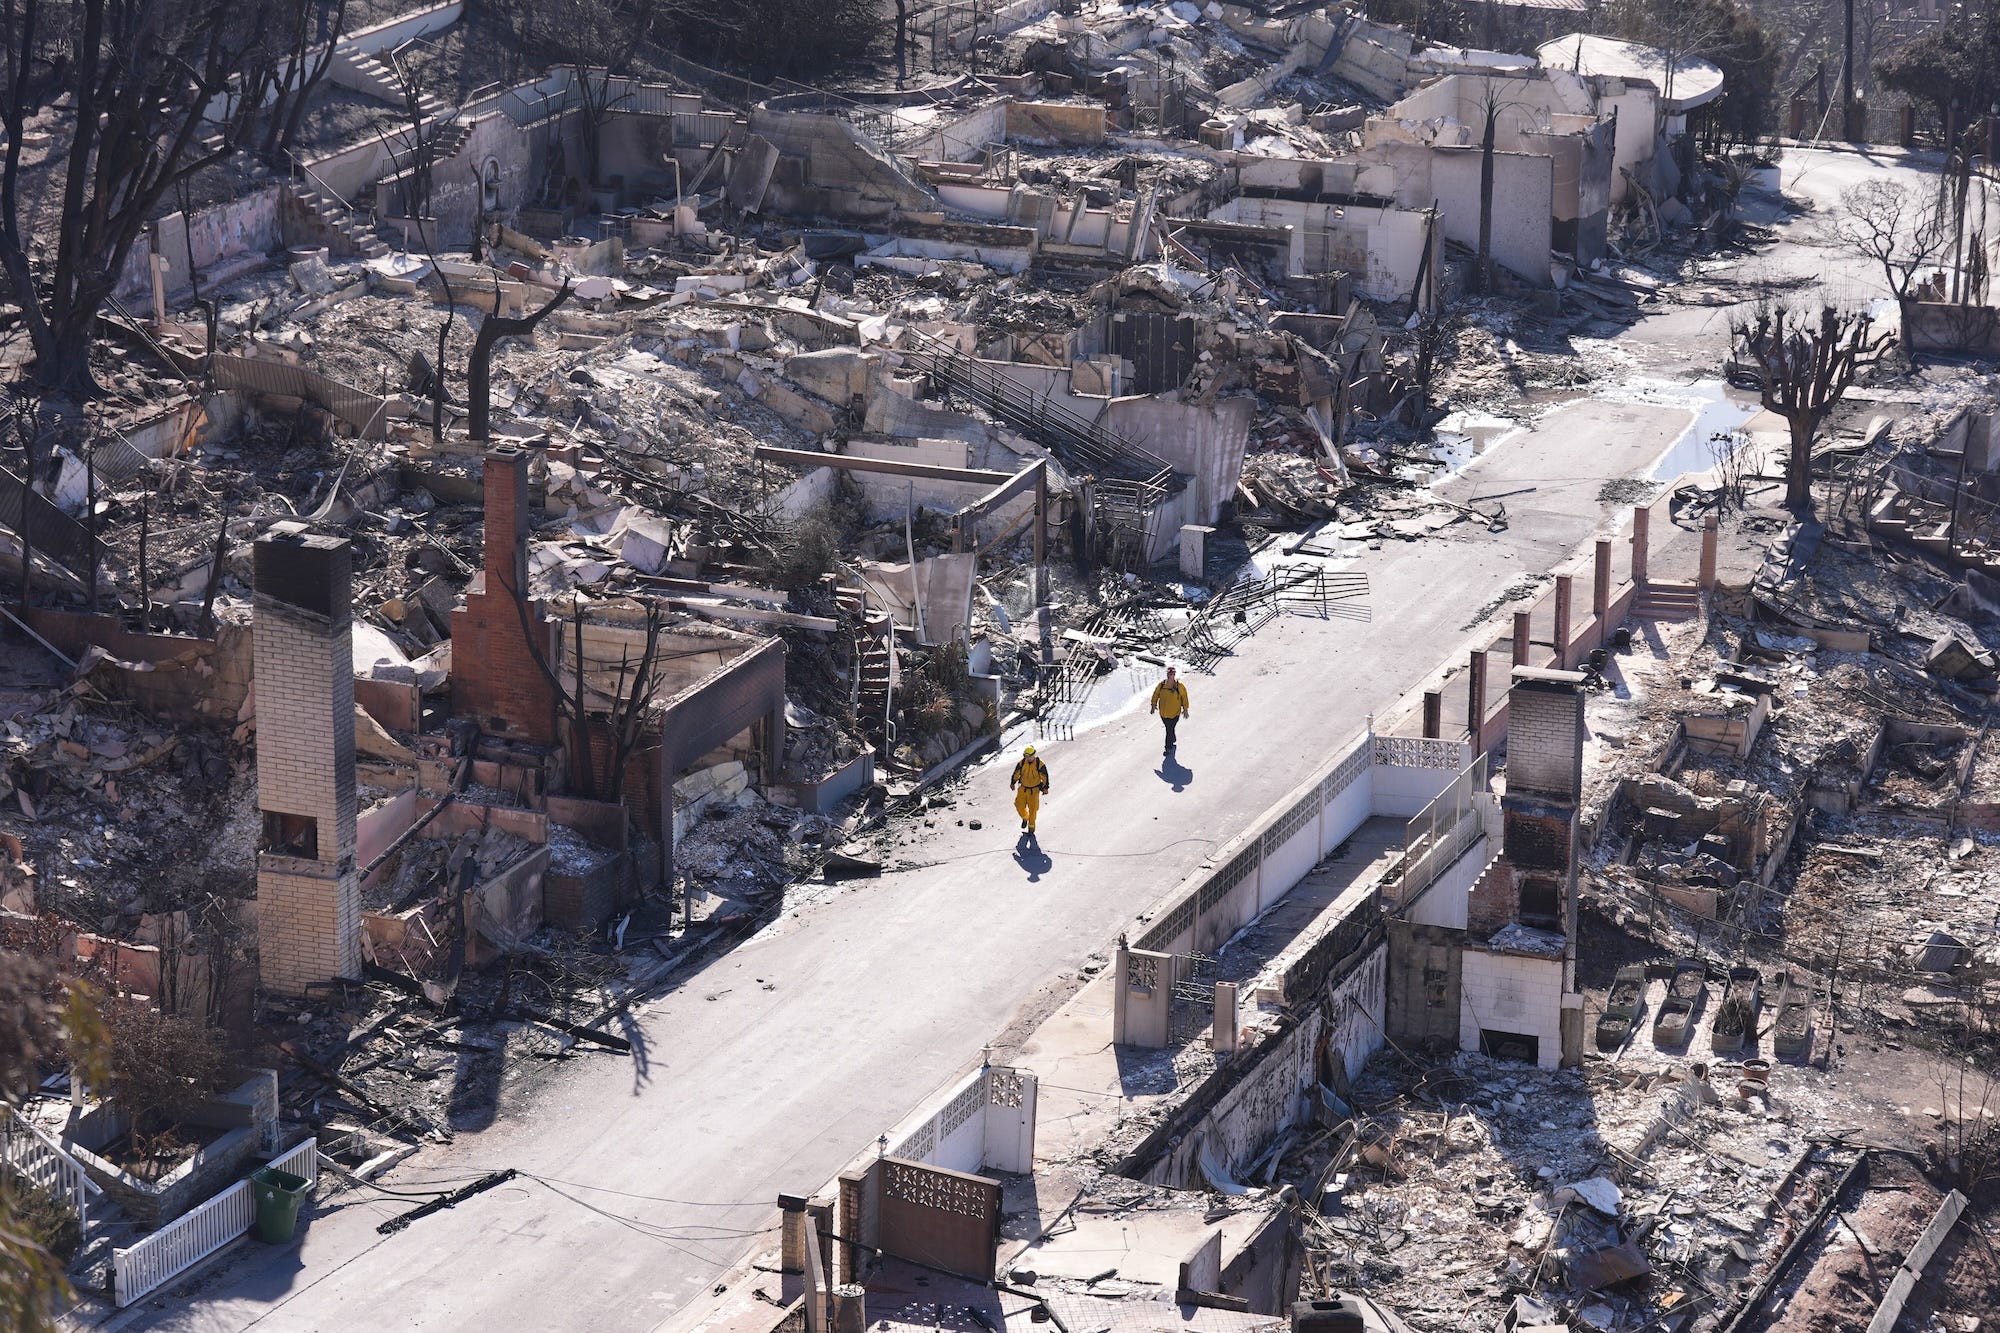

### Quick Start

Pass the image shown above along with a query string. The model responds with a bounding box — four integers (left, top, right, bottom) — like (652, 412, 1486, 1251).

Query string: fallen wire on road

(376, 1168, 520, 1235)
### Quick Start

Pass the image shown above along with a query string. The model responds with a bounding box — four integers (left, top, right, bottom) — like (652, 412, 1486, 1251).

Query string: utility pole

(1842, 0, 1856, 129)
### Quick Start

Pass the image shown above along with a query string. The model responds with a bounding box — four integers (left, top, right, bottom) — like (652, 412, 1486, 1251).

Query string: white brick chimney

(253, 524, 360, 995)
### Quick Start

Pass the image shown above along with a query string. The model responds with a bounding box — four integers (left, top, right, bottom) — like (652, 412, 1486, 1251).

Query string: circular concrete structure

(1537, 33, 1726, 112)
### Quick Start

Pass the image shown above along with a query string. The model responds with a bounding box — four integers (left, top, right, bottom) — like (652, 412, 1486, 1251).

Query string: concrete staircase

(1632, 580, 1703, 622)
(428, 118, 473, 162)
(66, 1197, 143, 1302)
(191, 128, 275, 182)
(837, 586, 896, 756)
(289, 185, 389, 260)
(345, 50, 451, 120)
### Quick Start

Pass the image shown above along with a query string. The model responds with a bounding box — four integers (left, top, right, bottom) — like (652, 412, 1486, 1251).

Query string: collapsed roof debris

(4, 0, 1997, 1326)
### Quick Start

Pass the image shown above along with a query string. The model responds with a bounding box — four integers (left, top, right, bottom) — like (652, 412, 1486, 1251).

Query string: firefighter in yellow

(1149, 667, 1190, 754)
(1010, 746, 1050, 833)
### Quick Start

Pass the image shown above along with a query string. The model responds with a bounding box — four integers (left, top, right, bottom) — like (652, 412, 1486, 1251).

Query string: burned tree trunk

(1476, 101, 1497, 295)
(468, 281, 572, 440)
(1734, 304, 1892, 514)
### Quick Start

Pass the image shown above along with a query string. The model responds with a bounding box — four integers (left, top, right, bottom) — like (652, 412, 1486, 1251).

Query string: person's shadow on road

(1157, 752, 1193, 792)
(1013, 834, 1052, 881)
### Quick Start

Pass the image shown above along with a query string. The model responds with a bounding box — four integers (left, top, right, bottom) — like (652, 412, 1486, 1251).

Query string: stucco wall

(1100, 394, 1253, 526)
(1600, 85, 1658, 204)
(1141, 938, 1387, 1189)
(1429, 147, 1553, 285)
(1212, 195, 1432, 302)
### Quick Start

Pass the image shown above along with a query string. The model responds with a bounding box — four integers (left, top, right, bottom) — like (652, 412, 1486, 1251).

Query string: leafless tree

(375, 43, 460, 227)
(1731, 303, 1892, 513)
(1407, 296, 1467, 424)
(527, 0, 654, 195)
(153, 894, 251, 1022)
(511, 593, 673, 805)
(226, 0, 351, 164)
(1466, 80, 1541, 294)
(1476, 91, 1500, 295)
(1704, 428, 1754, 511)
(0, 0, 258, 395)
(1925, 977, 2000, 1194)
(1832, 179, 1949, 298)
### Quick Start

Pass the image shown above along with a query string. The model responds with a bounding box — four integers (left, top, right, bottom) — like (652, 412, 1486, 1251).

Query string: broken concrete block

(1557, 1176, 1621, 1216)
(1911, 931, 1966, 973)
(289, 253, 335, 295)
(1642, 807, 1684, 839)
(619, 514, 678, 574)
(1926, 634, 1997, 682)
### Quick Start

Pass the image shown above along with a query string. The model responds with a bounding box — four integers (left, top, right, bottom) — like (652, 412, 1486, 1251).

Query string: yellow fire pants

(1013, 786, 1041, 830)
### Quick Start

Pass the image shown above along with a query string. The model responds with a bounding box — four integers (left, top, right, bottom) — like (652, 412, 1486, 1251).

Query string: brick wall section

(26, 611, 252, 724)
(1505, 668, 1585, 802)
(1501, 804, 1573, 873)
(253, 530, 361, 995)
(252, 600, 358, 848)
(1467, 860, 1515, 937)
(544, 859, 620, 932)
(451, 446, 560, 744)
(256, 858, 361, 993)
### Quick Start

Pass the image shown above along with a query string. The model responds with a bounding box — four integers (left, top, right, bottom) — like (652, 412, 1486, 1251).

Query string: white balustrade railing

(1, 1105, 101, 1227)
(113, 1138, 319, 1307)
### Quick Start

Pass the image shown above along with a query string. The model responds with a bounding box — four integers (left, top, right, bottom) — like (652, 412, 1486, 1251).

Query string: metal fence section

(210, 357, 391, 439)
(1, 1106, 102, 1228)
(113, 1138, 319, 1307)
(0, 463, 101, 581)
(1387, 752, 1489, 909)
(1169, 952, 1218, 1044)
(1182, 567, 1369, 668)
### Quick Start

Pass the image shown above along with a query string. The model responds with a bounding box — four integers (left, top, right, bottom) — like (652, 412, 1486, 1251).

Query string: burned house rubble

(4, 0, 1999, 1329)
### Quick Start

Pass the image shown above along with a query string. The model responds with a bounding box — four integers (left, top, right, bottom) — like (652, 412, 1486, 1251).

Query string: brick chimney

(1468, 668, 1588, 946)
(253, 524, 361, 994)
(1505, 667, 1586, 806)
(451, 446, 559, 744)
(484, 443, 529, 594)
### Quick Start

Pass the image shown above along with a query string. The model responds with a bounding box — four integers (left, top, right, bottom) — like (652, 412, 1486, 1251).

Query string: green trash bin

(249, 1166, 310, 1243)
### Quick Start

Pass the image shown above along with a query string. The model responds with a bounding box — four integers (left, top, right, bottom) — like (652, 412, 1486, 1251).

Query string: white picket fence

(1, 1105, 102, 1227)
(112, 1138, 320, 1308)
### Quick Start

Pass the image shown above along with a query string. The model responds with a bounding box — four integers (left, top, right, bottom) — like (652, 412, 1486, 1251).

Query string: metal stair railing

(901, 328, 1184, 493)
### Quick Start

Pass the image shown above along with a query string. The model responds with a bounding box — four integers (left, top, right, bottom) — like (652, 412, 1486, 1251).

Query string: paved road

(125, 162, 1884, 1332)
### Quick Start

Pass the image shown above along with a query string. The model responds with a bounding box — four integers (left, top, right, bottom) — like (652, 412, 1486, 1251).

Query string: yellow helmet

(1023, 745, 1036, 756)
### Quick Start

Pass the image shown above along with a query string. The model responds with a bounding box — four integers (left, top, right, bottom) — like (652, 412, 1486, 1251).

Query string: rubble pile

(1, 687, 255, 927)
(7, 0, 2000, 1321)
(1283, 1051, 1880, 1333)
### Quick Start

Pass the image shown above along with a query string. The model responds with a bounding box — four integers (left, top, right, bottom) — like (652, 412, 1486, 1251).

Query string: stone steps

(1633, 581, 1702, 622)
(293, 186, 389, 260)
